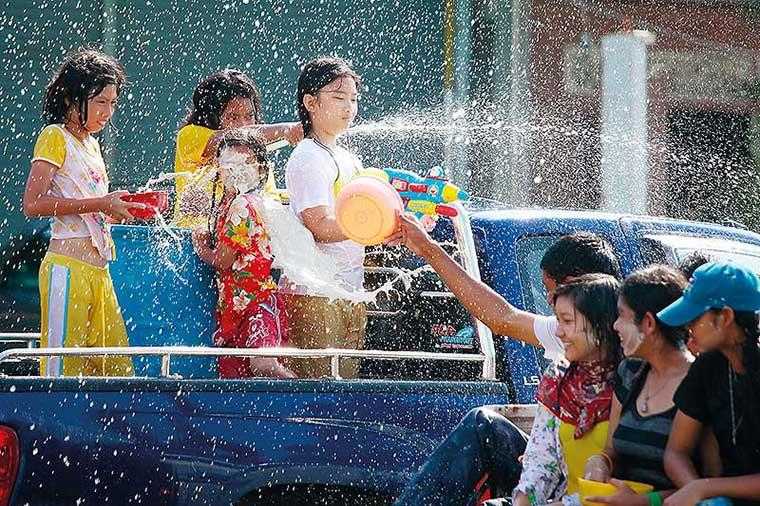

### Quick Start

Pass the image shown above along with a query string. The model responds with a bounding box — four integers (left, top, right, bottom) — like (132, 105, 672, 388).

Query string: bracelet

(647, 492, 663, 506)
(590, 452, 613, 470)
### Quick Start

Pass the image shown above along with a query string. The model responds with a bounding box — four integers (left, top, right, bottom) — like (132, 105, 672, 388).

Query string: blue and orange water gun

(377, 167, 470, 219)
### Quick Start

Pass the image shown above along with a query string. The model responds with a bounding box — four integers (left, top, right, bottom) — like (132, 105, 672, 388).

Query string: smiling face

(554, 294, 601, 363)
(614, 296, 647, 358)
(72, 84, 118, 134)
(303, 75, 358, 137)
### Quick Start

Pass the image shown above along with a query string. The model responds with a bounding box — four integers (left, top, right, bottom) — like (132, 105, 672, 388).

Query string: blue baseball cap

(658, 261, 760, 326)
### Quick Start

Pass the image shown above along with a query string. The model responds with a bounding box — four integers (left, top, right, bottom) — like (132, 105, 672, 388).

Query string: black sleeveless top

(612, 359, 677, 491)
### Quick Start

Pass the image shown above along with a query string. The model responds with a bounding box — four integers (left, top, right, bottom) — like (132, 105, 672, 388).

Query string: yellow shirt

(172, 124, 279, 228)
(173, 124, 215, 227)
(559, 420, 609, 496)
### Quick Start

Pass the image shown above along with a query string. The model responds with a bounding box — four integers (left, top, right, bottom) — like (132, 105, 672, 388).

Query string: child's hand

(191, 228, 210, 253)
(284, 122, 304, 145)
(101, 191, 138, 223)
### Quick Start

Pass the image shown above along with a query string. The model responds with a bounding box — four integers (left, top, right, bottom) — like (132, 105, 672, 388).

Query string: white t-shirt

(532, 315, 565, 363)
(285, 138, 365, 291)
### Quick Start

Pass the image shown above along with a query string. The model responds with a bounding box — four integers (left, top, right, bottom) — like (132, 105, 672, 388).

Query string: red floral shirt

(215, 193, 277, 335)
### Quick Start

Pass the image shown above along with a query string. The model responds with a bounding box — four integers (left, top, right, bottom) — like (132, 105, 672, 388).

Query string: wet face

(305, 75, 358, 136)
(554, 294, 600, 363)
(614, 297, 646, 357)
(220, 97, 256, 129)
(74, 84, 118, 134)
(687, 310, 725, 352)
(218, 145, 267, 193)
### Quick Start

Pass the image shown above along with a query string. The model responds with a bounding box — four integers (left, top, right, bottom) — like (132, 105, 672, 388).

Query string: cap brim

(657, 296, 708, 327)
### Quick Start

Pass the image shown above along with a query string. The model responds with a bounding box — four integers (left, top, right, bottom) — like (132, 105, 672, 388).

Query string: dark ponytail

(296, 57, 360, 137)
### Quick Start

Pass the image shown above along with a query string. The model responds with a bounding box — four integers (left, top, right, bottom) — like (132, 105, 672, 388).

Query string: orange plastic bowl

(336, 176, 403, 246)
(578, 478, 654, 506)
(121, 191, 169, 220)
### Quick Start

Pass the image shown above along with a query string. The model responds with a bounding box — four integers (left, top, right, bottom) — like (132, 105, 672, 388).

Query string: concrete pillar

(600, 31, 654, 214)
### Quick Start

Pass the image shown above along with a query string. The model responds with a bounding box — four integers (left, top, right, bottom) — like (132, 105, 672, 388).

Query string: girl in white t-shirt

(283, 57, 366, 379)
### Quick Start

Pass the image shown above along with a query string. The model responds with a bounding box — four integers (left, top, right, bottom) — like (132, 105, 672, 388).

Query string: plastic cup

(336, 176, 404, 246)
(121, 191, 169, 220)
(578, 478, 654, 506)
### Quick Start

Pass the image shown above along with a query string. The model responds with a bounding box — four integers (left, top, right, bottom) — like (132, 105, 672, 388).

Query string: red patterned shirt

(214, 193, 277, 335)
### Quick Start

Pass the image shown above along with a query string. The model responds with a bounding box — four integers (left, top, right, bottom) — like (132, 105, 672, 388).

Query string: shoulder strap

(620, 361, 649, 412)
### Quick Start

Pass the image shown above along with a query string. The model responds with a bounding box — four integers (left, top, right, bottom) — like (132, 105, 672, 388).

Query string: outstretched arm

(396, 213, 542, 346)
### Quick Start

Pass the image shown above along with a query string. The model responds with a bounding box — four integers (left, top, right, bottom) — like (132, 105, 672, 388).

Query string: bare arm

(201, 122, 304, 160)
(252, 122, 303, 145)
(585, 394, 623, 481)
(300, 206, 350, 244)
(664, 410, 703, 487)
(23, 160, 135, 221)
(397, 213, 541, 345)
(191, 229, 237, 271)
(249, 357, 297, 379)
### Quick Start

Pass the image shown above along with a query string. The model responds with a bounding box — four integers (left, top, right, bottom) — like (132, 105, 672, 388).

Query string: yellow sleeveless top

(559, 420, 609, 495)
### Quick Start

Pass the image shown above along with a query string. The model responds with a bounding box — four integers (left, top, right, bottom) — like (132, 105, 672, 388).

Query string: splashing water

(249, 195, 420, 304)
(149, 149, 421, 304)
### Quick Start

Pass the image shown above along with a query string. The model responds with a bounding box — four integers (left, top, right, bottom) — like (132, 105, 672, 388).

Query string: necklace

(729, 364, 740, 445)
(640, 369, 673, 414)
(641, 378, 666, 414)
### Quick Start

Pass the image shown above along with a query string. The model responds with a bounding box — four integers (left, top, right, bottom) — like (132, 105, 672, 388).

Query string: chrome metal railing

(0, 333, 39, 349)
(0, 346, 486, 379)
(450, 202, 497, 380)
(0, 204, 498, 381)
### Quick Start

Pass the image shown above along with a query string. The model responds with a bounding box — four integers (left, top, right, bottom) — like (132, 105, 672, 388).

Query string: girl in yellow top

(173, 69, 302, 226)
(511, 274, 623, 506)
(23, 49, 140, 377)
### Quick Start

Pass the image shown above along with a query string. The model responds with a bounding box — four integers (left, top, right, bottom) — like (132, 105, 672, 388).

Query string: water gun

(362, 167, 469, 219)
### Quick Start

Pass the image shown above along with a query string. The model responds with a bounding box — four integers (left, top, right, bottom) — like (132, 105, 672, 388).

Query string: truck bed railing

(0, 204, 498, 381)
(0, 332, 39, 349)
(0, 346, 487, 379)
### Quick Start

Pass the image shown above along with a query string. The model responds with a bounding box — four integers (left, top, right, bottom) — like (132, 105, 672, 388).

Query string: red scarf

(536, 360, 616, 439)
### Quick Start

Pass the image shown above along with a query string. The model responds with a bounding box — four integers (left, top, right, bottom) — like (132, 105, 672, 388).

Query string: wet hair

(42, 49, 126, 126)
(216, 129, 268, 163)
(184, 69, 262, 130)
(554, 273, 623, 365)
(678, 250, 714, 280)
(540, 233, 621, 283)
(296, 56, 361, 137)
(207, 130, 269, 250)
(620, 265, 688, 348)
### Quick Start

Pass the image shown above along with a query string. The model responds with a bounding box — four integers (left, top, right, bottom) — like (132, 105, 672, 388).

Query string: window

(515, 235, 560, 316)
(644, 234, 760, 274)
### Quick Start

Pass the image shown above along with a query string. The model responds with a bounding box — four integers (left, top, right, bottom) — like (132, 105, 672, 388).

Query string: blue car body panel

(2, 378, 510, 505)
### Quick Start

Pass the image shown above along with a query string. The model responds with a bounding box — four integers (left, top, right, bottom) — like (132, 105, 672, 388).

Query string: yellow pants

(39, 253, 134, 377)
(283, 295, 366, 379)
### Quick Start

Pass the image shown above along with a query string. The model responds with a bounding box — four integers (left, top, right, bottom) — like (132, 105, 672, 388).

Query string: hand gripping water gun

(360, 167, 470, 219)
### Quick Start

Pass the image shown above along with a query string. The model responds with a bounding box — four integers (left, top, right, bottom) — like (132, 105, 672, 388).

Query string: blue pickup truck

(2, 204, 760, 505)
